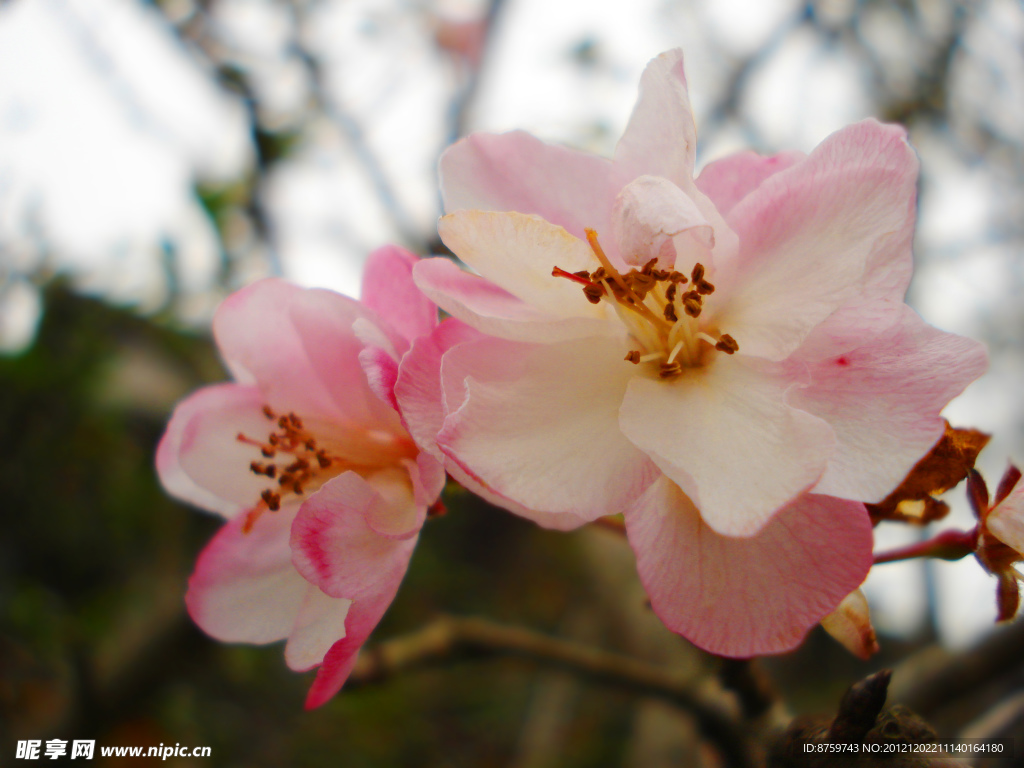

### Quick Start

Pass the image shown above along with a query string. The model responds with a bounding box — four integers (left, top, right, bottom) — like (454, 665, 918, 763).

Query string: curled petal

(987, 478, 1024, 554)
(625, 478, 873, 656)
(820, 589, 879, 660)
(695, 149, 805, 219)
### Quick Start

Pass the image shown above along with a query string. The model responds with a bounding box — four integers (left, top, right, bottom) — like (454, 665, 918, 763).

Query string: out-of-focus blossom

(406, 49, 987, 655)
(157, 246, 442, 708)
(971, 466, 1024, 621)
(820, 589, 879, 660)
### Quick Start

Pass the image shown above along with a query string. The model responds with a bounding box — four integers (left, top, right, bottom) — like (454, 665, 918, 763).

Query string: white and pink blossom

(404, 50, 987, 656)
(156, 246, 442, 708)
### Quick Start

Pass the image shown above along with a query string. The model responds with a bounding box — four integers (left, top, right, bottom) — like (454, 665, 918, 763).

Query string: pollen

(552, 230, 741, 378)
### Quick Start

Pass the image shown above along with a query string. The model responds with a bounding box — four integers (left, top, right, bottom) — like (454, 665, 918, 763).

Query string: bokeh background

(2, 0, 1024, 765)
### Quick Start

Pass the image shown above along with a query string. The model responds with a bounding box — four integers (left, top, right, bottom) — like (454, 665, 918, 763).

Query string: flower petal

(820, 588, 879, 660)
(614, 49, 695, 188)
(358, 345, 400, 411)
(439, 129, 614, 243)
(625, 478, 873, 656)
(157, 383, 274, 517)
(988, 479, 1024, 554)
(714, 120, 919, 360)
(793, 303, 989, 502)
(291, 473, 419, 708)
(611, 175, 714, 269)
(284, 584, 354, 671)
(619, 358, 834, 536)
(360, 245, 438, 350)
(413, 255, 609, 344)
(395, 317, 483, 458)
(437, 335, 658, 521)
(695, 149, 805, 218)
(185, 504, 315, 644)
(439, 211, 609, 317)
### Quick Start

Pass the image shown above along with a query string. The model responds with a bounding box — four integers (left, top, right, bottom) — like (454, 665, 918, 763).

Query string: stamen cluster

(237, 406, 339, 531)
(552, 229, 737, 379)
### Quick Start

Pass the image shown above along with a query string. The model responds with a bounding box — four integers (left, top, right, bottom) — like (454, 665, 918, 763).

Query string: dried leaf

(866, 422, 990, 525)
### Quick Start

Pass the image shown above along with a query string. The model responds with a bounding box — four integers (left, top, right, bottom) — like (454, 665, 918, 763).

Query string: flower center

(235, 406, 400, 532)
(553, 229, 737, 379)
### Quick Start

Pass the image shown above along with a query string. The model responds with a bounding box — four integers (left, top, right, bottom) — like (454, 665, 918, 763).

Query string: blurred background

(2, 0, 1023, 765)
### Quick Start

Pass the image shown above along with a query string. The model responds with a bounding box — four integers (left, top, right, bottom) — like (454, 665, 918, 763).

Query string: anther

(695, 279, 715, 296)
(262, 405, 276, 420)
(304, 438, 317, 450)
(668, 271, 686, 283)
(663, 302, 678, 322)
(583, 284, 605, 304)
(659, 362, 682, 379)
(715, 334, 739, 355)
(625, 350, 641, 364)
(682, 291, 703, 318)
(260, 489, 281, 512)
(665, 283, 678, 303)
(641, 258, 658, 275)
(315, 450, 332, 468)
(691, 263, 705, 283)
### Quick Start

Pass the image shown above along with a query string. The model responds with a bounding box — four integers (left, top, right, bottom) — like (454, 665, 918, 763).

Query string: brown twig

(349, 614, 758, 768)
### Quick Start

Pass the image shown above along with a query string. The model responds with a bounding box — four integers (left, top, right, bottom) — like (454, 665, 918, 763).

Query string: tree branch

(349, 614, 758, 768)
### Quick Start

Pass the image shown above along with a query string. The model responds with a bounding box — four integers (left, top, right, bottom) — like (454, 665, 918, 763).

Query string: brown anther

(304, 438, 317, 450)
(715, 334, 739, 354)
(268, 434, 279, 446)
(286, 458, 310, 473)
(278, 416, 289, 429)
(652, 269, 671, 281)
(278, 473, 293, 488)
(315, 450, 332, 468)
(659, 361, 682, 379)
(682, 291, 703, 317)
(262, 405, 276, 419)
(641, 258, 658, 275)
(691, 263, 705, 283)
(591, 267, 607, 281)
(663, 302, 678, 322)
(583, 283, 605, 304)
(695, 279, 715, 295)
(665, 283, 678, 302)
(288, 413, 303, 429)
(292, 482, 304, 495)
(573, 270, 592, 279)
(668, 271, 686, 283)
(625, 350, 641, 364)
(630, 273, 656, 296)
(250, 461, 264, 475)
(261, 489, 281, 512)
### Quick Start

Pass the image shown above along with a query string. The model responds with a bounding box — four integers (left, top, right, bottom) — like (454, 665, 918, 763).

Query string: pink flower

(156, 246, 442, 708)
(404, 50, 987, 655)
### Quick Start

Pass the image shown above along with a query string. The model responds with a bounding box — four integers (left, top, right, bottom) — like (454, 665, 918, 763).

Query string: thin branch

(349, 614, 758, 768)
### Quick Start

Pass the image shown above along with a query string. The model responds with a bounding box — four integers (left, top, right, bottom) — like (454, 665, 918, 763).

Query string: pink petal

(625, 478, 873, 656)
(291, 472, 420, 599)
(614, 49, 695, 188)
(714, 120, 919, 361)
(440, 129, 614, 243)
(394, 317, 483, 459)
(619, 357, 835, 536)
(988, 479, 1024, 553)
(438, 211, 609, 320)
(360, 245, 438, 350)
(413, 256, 609, 344)
(214, 279, 396, 428)
(186, 504, 320, 644)
(792, 303, 988, 502)
(284, 584, 355, 671)
(358, 345, 400, 411)
(695, 149, 805, 218)
(611, 175, 714, 269)
(291, 474, 420, 708)
(437, 335, 658, 521)
(157, 383, 274, 517)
